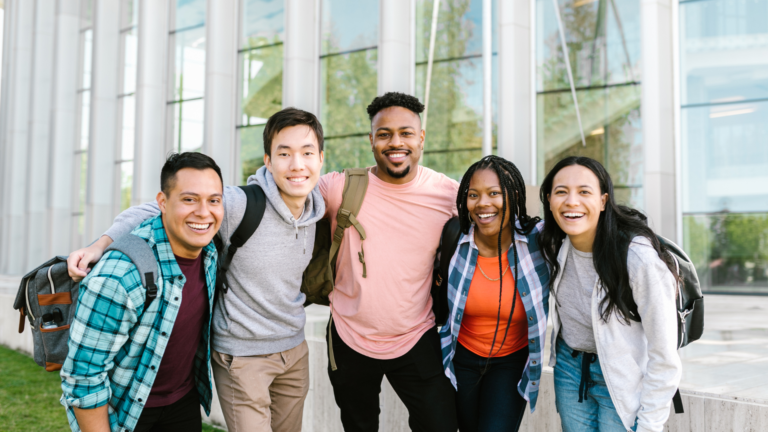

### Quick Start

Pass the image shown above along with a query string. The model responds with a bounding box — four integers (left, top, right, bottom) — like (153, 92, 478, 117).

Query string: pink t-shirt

(319, 166, 459, 359)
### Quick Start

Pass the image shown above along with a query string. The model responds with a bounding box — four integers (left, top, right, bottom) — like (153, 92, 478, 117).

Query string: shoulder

(421, 166, 460, 191)
(82, 250, 143, 296)
(626, 235, 673, 285)
(319, 171, 345, 190)
(627, 235, 661, 264)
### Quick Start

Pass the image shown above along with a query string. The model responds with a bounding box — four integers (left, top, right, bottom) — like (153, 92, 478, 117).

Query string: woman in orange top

(437, 156, 549, 432)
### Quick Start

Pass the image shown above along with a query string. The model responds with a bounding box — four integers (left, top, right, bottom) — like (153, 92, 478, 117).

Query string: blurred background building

(0, 0, 767, 296)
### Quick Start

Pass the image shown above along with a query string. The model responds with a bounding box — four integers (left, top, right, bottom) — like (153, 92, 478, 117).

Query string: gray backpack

(13, 234, 159, 372)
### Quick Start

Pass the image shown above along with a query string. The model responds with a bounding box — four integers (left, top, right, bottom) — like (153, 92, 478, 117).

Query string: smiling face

(264, 124, 324, 207)
(547, 164, 608, 252)
(369, 106, 425, 184)
(157, 167, 224, 259)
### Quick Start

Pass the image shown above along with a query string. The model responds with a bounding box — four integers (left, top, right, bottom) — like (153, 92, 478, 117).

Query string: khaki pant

(212, 341, 310, 432)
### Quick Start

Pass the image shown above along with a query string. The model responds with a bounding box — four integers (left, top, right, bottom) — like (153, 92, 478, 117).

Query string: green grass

(0, 345, 225, 431)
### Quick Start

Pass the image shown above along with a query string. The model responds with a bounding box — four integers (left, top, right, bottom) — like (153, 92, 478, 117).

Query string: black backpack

(431, 217, 461, 326)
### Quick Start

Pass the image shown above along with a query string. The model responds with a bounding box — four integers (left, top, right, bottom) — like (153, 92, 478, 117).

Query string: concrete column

(0, 0, 35, 274)
(497, 0, 534, 184)
(204, 0, 238, 186)
(0, 7, 8, 270)
(134, 0, 169, 204)
(378, 0, 414, 95)
(284, 0, 319, 114)
(641, 0, 676, 239)
(48, 0, 81, 257)
(85, 0, 120, 242)
(25, 0, 57, 268)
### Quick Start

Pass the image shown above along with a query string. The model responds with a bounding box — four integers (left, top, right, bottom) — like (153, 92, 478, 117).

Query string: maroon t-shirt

(146, 253, 208, 408)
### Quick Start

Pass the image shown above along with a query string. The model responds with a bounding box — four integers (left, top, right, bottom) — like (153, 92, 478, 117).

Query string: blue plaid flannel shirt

(60, 216, 217, 432)
(438, 220, 550, 412)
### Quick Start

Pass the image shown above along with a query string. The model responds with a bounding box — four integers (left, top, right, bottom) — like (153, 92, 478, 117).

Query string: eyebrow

(553, 184, 593, 189)
(375, 126, 416, 132)
(275, 143, 317, 150)
(179, 192, 223, 198)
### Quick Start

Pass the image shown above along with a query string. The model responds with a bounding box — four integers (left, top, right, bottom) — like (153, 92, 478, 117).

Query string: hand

(67, 236, 114, 282)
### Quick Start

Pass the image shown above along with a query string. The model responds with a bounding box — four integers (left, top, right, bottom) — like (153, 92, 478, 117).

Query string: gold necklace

(477, 262, 510, 281)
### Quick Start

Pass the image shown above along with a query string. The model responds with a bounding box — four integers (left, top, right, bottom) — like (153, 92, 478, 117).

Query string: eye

(490, 191, 500, 196)
(378, 133, 390, 138)
(468, 193, 478, 198)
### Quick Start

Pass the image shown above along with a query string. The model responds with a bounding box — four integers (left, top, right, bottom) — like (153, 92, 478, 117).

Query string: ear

(319, 150, 325, 164)
(419, 128, 425, 150)
(263, 154, 272, 172)
(369, 132, 374, 151)
(156, 191, 168, 214)
(601, 193, 608, 211)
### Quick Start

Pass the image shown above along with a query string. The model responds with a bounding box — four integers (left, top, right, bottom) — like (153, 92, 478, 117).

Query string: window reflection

(535, 0, 642, 208)
(172, 98, 204, 152)
(238, 0, 285, 184)
(415, 0, 497, 180)
(319, 0, 378, 172)
(171, 26, 206, 101)
(172, 0, 206, 30)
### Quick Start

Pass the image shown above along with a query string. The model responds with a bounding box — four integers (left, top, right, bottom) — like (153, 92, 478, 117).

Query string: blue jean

(452, 342, 529, 432)
(553, 338, 637, 432)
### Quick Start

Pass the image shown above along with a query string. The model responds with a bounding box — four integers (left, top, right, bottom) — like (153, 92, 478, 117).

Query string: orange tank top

(457, 254, 528, 358)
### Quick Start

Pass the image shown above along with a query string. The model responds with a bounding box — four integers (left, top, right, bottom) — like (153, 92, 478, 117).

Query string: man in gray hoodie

(67, 108, 326, 432)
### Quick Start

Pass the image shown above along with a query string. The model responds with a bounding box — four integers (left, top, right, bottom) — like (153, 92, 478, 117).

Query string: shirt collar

(457, 220, 529, 251)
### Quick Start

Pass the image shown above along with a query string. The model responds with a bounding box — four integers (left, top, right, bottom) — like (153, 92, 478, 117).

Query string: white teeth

(188, 223, 210, 229)
(563, 212, 585, 218)
(388, 153, 406, 158)
(287, 177, 307, 183)
(477, 213, 497, 219)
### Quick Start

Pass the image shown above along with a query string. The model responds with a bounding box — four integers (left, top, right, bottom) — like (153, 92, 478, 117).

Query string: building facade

(1, 0, 767, 295)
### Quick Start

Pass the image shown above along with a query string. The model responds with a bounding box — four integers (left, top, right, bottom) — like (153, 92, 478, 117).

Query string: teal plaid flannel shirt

(438, 220, 550, 413)
(60, 216, 217, 432)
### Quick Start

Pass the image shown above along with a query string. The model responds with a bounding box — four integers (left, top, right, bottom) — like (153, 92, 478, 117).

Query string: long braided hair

(456, 156, 540, 367)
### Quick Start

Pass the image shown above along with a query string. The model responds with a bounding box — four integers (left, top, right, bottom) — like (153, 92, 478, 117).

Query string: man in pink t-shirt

(319, 92, 459, 431)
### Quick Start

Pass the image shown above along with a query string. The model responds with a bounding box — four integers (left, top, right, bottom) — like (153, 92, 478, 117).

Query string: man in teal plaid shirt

(61, 153, 224, 432)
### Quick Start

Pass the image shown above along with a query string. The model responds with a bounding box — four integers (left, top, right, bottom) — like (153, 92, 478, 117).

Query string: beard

(386, 165, 411, 179)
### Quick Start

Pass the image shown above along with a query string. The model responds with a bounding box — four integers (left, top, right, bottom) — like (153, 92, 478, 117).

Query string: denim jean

(452, 342, 529, 432)
(553, 338, 638, 432)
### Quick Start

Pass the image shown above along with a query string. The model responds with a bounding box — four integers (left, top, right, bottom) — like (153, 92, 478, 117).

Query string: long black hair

(456, 156, 540, 360)
(538, 156, 679, 324)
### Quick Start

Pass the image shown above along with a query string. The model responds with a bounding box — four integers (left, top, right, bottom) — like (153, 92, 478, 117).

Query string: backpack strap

(438, 217, 461, 287)
(215, 184, 267, 294)
(105, 234, 160, 310)
(329, 168, 369, 277)
(672, 388, 684, 414)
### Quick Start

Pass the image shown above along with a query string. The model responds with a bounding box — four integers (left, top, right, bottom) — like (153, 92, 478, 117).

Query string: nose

(194, 199, 213, 218)
(389, 132, 403, 147)
(563, 190, 579, 207)
(289, 152, 306, 171)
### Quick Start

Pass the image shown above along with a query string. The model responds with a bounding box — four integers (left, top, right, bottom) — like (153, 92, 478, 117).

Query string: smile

(474, 212, 498, 224)
(287, 176, 308, 183)
(187, 222, 212, 233)
(384, 151, 409, 163)
(563, 212, 585, 220)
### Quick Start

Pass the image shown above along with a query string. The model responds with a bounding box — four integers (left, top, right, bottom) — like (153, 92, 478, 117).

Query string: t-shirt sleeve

(446, 176, 460, 217)
(319, 172, 343, 219)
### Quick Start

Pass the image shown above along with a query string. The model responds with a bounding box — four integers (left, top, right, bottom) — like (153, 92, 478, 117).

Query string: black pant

(452, 342, 528, 432)
(327, 321, 458, 432)
(133, 388, 202, 432)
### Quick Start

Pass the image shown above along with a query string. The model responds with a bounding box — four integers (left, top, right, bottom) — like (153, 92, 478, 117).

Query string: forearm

(103, 201, 161, 241)
(73, 405, 110, 432)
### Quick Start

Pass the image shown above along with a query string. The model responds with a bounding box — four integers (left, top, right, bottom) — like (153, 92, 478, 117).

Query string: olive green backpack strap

(329, 168, 369, 277)
(327, 168, 369, 372)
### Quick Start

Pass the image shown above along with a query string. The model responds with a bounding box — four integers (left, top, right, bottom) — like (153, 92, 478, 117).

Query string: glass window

(238, 0, 285, 184)
(168, 0, 206, 152)
(680, 0, 768, 294)
(73, 6, 93, 250)
(117, 0, 138, 212)
(319, 0, 379, 172)
(415, 0, 497, 181)
(535, 0, 642, 208)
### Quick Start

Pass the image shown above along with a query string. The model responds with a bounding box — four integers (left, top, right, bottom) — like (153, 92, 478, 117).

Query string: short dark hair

(366, 92, 425, 121)
(160, 152, 223, 195)
(263, 108, 324, 157)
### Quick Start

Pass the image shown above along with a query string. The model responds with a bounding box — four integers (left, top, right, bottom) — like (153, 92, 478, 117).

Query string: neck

(569, 231, 596, 253)
(474, 226, 514, 258)
(280, 190, 306, 219)
(371, 165, 418, 185)
(164, 233, 203, 260)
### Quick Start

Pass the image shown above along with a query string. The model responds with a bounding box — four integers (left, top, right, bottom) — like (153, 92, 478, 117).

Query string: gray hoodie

(103, 166, 326, 356)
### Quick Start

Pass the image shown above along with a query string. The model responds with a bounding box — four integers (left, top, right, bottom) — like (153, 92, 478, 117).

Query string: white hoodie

(548, 236, 682, 432)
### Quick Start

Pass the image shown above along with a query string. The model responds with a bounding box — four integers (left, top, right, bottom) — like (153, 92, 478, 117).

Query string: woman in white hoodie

(538, 156, 682, 432)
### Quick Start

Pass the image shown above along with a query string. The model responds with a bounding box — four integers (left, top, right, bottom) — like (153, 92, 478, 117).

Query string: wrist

(95, 235, 114, 250)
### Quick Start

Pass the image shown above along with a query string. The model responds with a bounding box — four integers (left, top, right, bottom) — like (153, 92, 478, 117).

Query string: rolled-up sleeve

(61, 270, 137, 412)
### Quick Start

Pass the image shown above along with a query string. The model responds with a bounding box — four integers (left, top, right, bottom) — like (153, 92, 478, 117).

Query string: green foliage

(684, 214, 768, 290)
